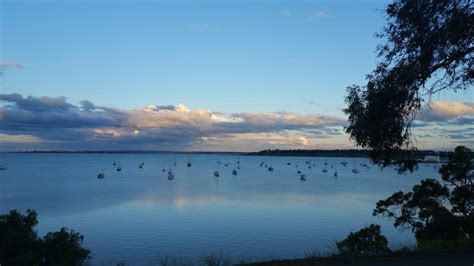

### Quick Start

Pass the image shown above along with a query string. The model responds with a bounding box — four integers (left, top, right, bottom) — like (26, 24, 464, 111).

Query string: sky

(0, 0, 472, 151)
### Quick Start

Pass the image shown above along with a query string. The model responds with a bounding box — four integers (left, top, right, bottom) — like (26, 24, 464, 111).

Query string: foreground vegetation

(0, 209, 90, 266)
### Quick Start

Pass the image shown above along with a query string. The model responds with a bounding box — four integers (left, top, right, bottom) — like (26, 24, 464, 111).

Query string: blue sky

(2, 0, 389, 115)
(0, 0, 472, 151)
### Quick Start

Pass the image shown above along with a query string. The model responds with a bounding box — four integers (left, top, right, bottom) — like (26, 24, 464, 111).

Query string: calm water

(0, 153, 441, 264)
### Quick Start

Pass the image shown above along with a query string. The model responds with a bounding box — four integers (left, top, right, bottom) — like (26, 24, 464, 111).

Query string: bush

(0, 209, 91, 265)
(336, 224, 391, 256)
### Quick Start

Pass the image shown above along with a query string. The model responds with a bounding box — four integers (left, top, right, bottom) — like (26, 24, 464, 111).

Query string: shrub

(336, 224, 391, 256)
(0, 209, 91, 265)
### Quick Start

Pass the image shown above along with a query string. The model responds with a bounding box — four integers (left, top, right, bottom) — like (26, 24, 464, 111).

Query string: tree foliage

(0, 209, 40, 265)
(336, 224, 391, 256)
(0, 209, 91, 265)
(344, 0, 473, 171)
(373, 146, 474, 247)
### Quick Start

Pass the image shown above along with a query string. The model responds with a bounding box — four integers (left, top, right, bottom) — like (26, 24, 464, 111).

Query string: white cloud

(419, 100, 474, 121)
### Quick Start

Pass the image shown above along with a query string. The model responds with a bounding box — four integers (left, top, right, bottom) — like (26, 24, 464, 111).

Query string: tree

(344, 0, 473, 171)
(0, 209, 91, 265)
(40, 228, 91, 266)
(336, 224, 391, 256)
(373, 146, 474, 247)
(439, 145, 474, 218)
(0, 209, 40, 265)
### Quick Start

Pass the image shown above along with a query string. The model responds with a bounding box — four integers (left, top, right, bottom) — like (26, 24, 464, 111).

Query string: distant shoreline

(2, 148, 458, 161)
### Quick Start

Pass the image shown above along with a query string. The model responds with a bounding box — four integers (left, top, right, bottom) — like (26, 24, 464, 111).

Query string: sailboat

(334, 166, 338, 177)
(168, 166, 175, 180)
(97, 173, 105, 179)
(351, 155, 359, 173)
(162, 160, 166, 172)
(214, 161, 220, 177)
(187, 157, 192, 167)
(341, 158, 348, 167)
(300, 174, 306, 181)
(173, 156, 177, 166)
(0, 164, 7, 171)
(322, 163, 328, 173)
(232, 168, 237, 175)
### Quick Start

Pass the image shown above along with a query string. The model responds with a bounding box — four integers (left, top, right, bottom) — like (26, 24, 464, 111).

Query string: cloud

(0, 133, 41, 143)
(419, 101, 474, 122)
(307, 11, 330, 21)
(0, 61, 23, 69)
(0, 93, 346, 150)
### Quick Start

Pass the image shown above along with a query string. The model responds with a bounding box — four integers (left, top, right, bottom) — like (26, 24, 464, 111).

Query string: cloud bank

(418, 101, 474, 122)
(0, 93, 345, 151)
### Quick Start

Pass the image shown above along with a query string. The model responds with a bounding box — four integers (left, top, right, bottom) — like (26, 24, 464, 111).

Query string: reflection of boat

(214, 171, 220, 177)
(300, 174, 306, 181)
(97, 173, 105, 179)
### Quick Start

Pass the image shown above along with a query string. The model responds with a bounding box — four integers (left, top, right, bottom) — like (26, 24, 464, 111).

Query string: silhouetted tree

(373, 146, 474, 247)
(40, 228, 91, 266)
(336, 224, 391, 256)
(0, 209, 91, 265)
(0, 209, 40, 265)
(344, 0, 473, 171)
